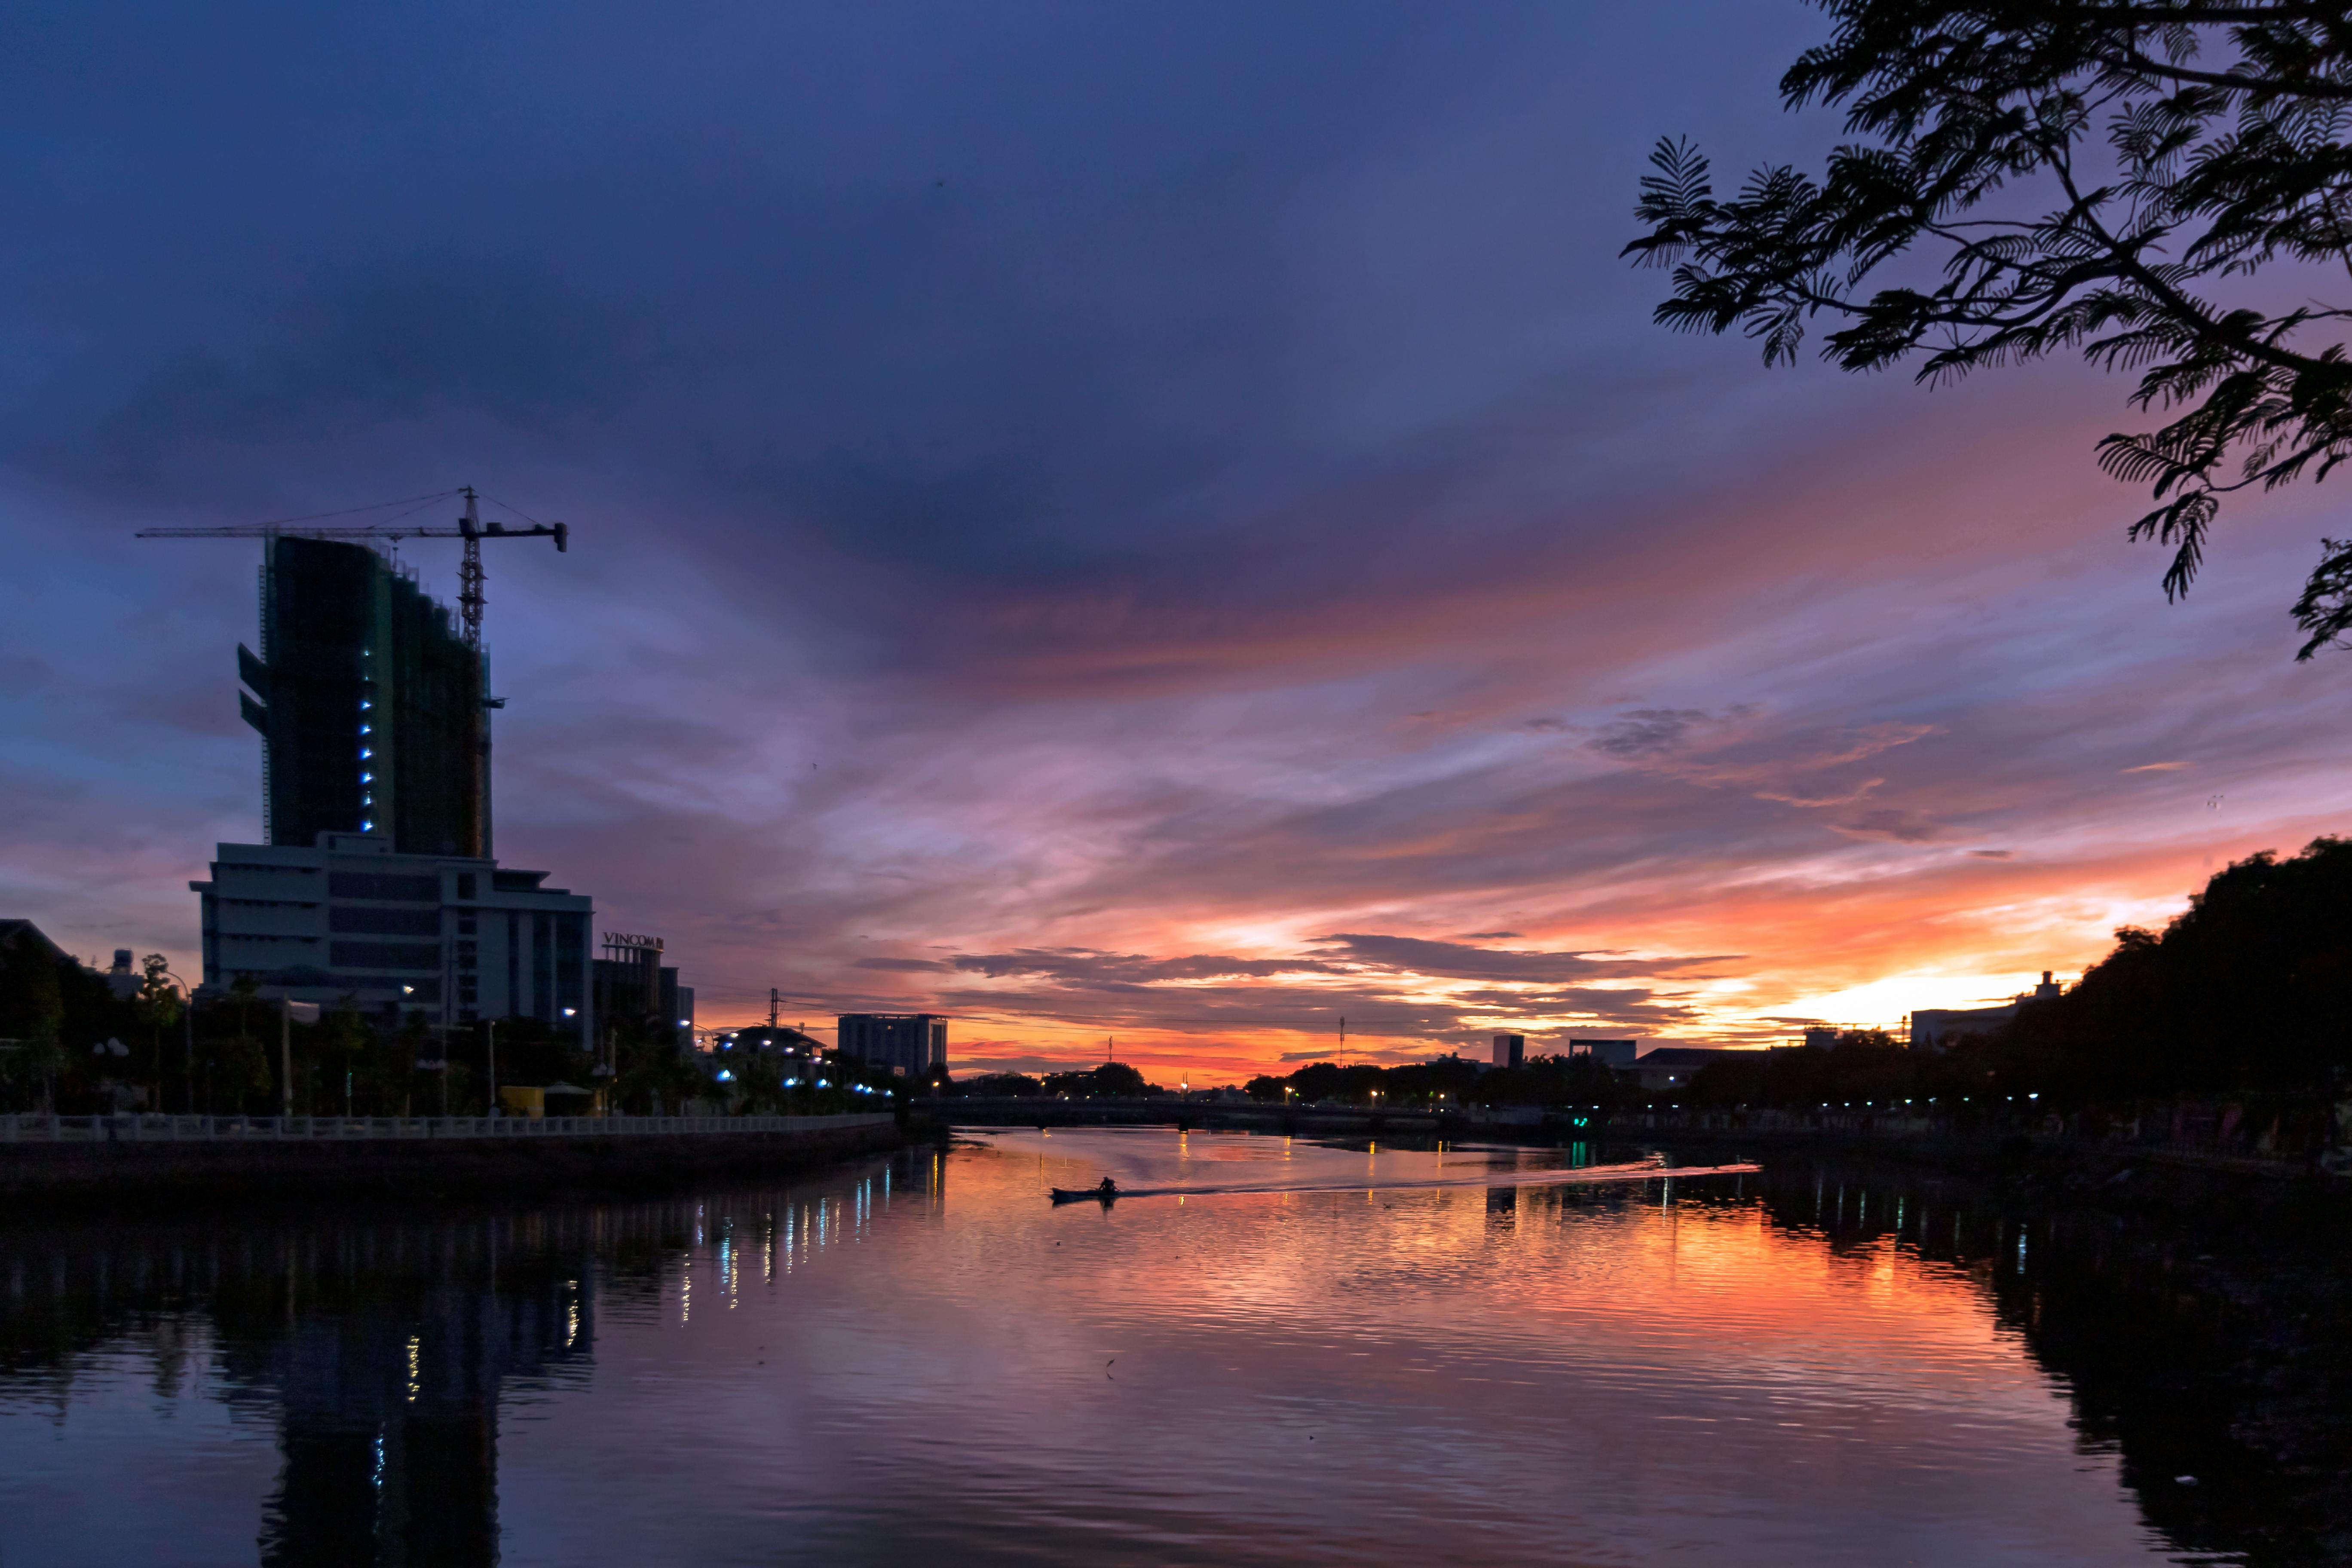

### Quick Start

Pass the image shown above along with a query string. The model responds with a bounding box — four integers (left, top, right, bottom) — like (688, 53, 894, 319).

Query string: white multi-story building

(193, 830, 595, 1040)
(1909, 971, 2066, 1051)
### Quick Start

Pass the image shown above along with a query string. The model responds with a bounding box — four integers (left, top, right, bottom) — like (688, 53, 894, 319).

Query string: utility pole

(486, 1020, 500, 1118)
(769, 989, 780, 1029)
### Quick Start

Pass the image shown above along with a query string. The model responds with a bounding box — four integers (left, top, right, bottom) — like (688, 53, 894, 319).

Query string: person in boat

(1096, 1176, 1119, 1198)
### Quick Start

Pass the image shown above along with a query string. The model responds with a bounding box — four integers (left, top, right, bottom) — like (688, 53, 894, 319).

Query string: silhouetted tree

(0, 937, 66, 1112)
(312, 996, 374, 1115)
(196, 976, 273, 1114)
(1041, 1062, 1155, 1097)
(487, 1015, 593, 1091)
(1243, 1073, 1289, 1102)
(1242, 1051, 1633, 1111)
(1277, 1061, 1385, 1104)
(729, 1048, 791, 1114)
(609, 1012, 704, 1114)
(1628, 2, 2352, 655)
(1981, 837, 2352, 1098)
(1470, 1053, 1637, 1110)
(960, 1071, 1041, 1097)
(1684, 1029, 1912, 1108)
(130, 954, 182, 1099)
(1383, 1054, 1486, 1106)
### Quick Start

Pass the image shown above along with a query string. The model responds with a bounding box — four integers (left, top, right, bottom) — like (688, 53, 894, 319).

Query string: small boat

(1050, 1185, 1119, 1204)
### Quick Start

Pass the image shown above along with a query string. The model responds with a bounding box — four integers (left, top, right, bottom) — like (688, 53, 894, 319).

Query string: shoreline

(0, 1111, 911, 1210)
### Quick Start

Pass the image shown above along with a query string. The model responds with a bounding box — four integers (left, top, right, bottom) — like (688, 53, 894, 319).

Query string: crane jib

(133, 497, 571, 647)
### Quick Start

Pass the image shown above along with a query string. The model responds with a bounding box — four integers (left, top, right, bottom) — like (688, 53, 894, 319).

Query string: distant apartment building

(1491, 1033, 1525, 1069)
(0, 919, 71, 980)
(722, 1026, 823, 1056)
(0, 924, 138, 1002)
(193, 831, 593, 1037)
(1910, 971, 2064, 1050)
(1567, 1038, 1638, 1069)
(592, 933, 693, 1050)
(837, 1013, 946, 1076)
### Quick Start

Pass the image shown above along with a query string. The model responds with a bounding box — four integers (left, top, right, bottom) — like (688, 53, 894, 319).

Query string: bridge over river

(939, 1095, 1450, 1135)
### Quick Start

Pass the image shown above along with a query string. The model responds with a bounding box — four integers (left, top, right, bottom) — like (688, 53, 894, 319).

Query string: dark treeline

(1688, 840, 2352, 1116)
(1244, 1053, 1633, 1111)
(952, 1054, 1632, 1109)
(0, 937, 894, 1117)
(953, 1064, 1161, 1099)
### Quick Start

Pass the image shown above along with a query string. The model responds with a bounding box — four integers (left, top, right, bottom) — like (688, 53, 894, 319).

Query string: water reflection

(1732, 1157, 2352, 1568)
(0, 1135, 2342, 1565)
(0, 1152, 935, 1565)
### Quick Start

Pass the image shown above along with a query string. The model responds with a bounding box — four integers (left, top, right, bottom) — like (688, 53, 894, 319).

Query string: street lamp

(485, 1020, 500, 1118)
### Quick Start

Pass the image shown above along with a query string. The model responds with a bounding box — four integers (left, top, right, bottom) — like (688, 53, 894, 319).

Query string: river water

(1, 1127, 2343, 1566)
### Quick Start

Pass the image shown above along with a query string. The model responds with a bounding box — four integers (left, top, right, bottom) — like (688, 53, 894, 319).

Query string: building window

(329, 905, 440, 936)
(329, 941, 441, 970)
(456, 873, 476, 901)
(328, 871, 438, 901)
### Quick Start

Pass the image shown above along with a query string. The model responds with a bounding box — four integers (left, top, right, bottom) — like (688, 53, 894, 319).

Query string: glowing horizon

(5, 4, 2347, 1085)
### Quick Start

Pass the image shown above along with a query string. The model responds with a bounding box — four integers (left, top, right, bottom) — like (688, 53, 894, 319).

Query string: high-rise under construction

(236, 536, 487, 856)
(178, 499, 612, 1041)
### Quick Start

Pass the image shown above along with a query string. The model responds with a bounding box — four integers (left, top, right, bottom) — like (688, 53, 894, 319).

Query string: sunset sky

(4, 2, 2346, 1081)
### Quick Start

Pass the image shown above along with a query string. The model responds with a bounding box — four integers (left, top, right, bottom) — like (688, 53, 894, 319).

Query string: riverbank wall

(0, 1112, 906, 1206)
(1589, 1104, 2351, 1185)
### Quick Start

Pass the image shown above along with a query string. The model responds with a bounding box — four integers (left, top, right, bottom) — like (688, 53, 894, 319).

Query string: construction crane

(137, 487, 567, 649)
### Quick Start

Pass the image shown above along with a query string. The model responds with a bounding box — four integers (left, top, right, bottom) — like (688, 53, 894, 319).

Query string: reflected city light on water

(0, 1127, 2339, 1565)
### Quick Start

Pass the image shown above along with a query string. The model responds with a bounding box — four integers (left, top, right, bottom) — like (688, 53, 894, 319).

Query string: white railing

(0, 1112, 896, 1145)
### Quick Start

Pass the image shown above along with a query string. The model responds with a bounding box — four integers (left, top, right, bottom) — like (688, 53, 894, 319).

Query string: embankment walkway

(0, 1112, 903, 1202)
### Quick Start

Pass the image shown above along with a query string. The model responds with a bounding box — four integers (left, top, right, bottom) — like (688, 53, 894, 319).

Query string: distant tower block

(837, 1013, 947, 1077)
(1569, 1038, 1638, 1068)
(1492, 1032, 1525, 1069)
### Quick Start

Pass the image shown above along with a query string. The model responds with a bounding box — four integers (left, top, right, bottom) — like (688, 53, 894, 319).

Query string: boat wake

(1071, 1158, 1759, 1202)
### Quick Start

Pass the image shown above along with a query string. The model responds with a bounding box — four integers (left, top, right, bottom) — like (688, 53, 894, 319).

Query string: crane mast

(456, 488, 488, 649)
